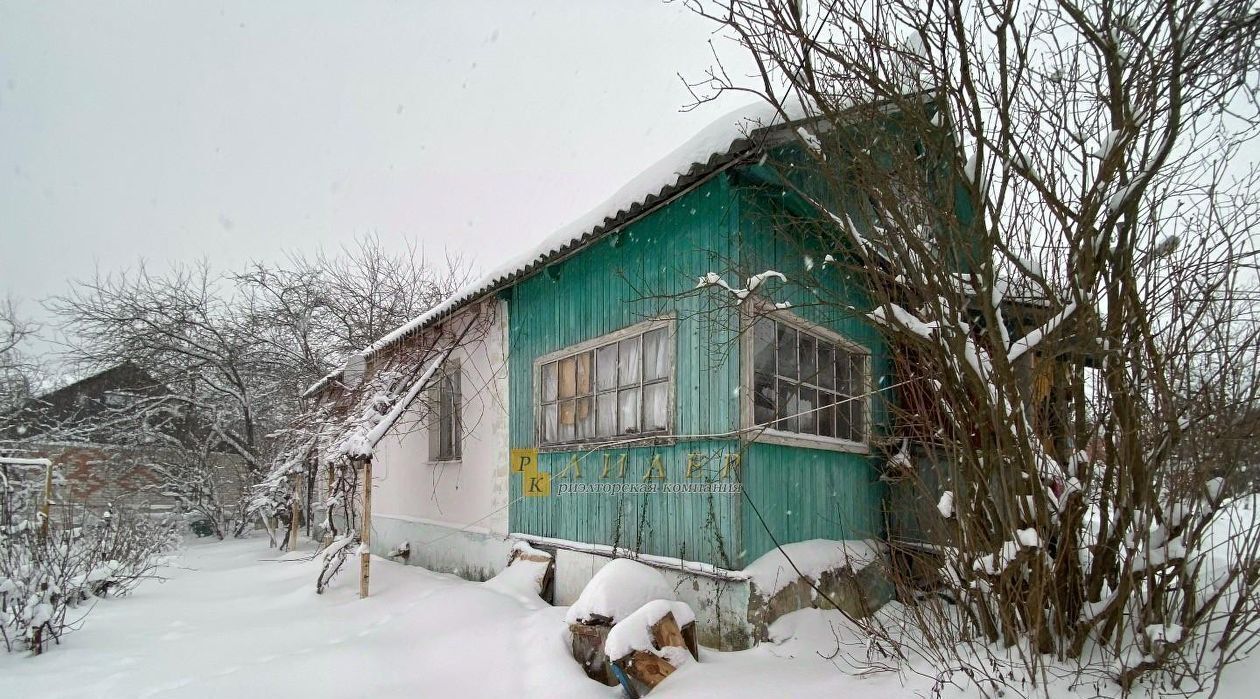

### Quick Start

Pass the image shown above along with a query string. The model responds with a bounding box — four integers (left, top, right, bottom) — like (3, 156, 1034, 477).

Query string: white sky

(0, 1, 751, 335)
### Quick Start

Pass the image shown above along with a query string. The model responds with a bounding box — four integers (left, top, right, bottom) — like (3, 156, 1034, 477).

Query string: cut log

(678, 621, 699, 661)
(609, 611, 693, 697)
(568, 622, 618, 686)
(506, 542, 555, 602)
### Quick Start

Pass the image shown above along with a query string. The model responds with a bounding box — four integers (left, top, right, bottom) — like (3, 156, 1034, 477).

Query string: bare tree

(683, 0, 1260, 693)
(41, 237, 469, 540)
(0, 299, 41, 422)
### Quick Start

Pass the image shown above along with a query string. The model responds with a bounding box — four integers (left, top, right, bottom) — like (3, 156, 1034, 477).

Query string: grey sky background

(0, 1, 750, 357)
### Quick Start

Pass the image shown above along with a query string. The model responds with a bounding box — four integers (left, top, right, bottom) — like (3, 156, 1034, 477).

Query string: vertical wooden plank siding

(507, 176, 745, 568)
(734, 185, 891, 565)
(506, 169, 893, 570)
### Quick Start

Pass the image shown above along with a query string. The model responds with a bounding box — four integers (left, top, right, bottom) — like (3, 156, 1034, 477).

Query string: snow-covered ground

(2, 536, 1258, 698)
(0, 537, 895, 698)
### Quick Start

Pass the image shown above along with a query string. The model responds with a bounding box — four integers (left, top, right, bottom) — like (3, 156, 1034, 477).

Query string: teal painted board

(732, 183, 892, 564)
(505, 160, 898, 569)
(507, 175, 747, 566)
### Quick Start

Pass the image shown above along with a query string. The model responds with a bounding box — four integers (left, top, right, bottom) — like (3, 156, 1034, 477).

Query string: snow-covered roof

(305, 101, 808, 399)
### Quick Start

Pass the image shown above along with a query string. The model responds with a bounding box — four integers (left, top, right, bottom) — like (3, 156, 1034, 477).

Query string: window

(429, 368, 461, 461)
(751, 316, 867, 443)
(102, 391, 138, 408)
(538, 323, 671, 446)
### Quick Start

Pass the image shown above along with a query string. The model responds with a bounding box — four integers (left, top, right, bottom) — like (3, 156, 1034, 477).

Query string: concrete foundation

(369, 513, 514, 582)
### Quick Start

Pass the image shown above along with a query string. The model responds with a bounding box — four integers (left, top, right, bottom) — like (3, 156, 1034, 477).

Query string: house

(310, 103, 922, 649)
(1, 363, 247, 519)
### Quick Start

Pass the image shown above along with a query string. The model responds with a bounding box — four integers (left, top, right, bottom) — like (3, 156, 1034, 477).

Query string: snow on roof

(305, 101, 807, 399)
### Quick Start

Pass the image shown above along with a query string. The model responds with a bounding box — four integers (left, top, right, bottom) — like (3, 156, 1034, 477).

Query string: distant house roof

(33, 362, 164, 406)
(305, 101, 813, 399)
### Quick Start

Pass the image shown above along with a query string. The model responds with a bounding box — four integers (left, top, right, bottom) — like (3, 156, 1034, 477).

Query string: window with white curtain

(751, 316, 867, 443)
(537, 322, 672, 446)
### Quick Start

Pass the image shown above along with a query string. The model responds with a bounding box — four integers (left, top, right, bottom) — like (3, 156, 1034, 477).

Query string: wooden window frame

(740, 304, 871, 454)
(428, 360, 462, 463)
(533, 317, 675, 450)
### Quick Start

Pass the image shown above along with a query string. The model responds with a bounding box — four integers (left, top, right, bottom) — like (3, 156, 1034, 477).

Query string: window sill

(427, 459, 462, 466)
(749, 428, 870, 455)
(536, 433, 675, 453)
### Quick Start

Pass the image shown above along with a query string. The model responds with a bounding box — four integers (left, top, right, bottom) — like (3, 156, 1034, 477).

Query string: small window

(429, 368, 461, 461)
(751, 317, 867, 443)
(538, 323, 672, 446)
(102, 391, 138, 408)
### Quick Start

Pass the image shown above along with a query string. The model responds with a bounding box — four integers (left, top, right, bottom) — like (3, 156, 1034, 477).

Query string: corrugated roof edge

(304, 102, 813, 399)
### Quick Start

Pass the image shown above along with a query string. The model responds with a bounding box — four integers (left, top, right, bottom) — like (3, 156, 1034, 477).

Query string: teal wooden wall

(506, 168, 893, 570)
(734, 184, 891, 562)
(507, 175, 747, 568)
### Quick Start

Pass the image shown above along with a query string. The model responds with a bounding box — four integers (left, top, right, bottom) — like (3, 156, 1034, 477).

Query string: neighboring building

(307, 297, 513, 577)
(1, 363, 247, 518)
(311, 104, 931, 648)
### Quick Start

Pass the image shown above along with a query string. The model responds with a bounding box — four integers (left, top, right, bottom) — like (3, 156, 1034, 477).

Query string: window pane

(775, 382, 798, 432)
(837, 395, 853, 441)
(559, 399, 576, 442)
(618, 388, 641, 434)
(643, 328, 669, 381)
(818, 346, 835, 390)
(543, 404, 558, 443)
(753, 372, 776, 425)
(439, 416, 451, 459)
(835, 352, 851, 397)
(776, 325, 798, 380)
(448, 372, 461, 458)
(596, 344, 618, 391)
(753, 318, 776, 376)
(576, 396, 594, 440)
(558, 357, 577, 399)
(849, 354, 865, 397)
(818, 394, 836, 438)
(596, 392, 617, 437)
(644, 382, 668, 431)
(798, 387, 817, 434)
(542, 362, 558, 402)
(576, 351, 593, 396)
(847, 386, 866, 441)
(618, 337, 641, 386)
(800, 334, 818, 385)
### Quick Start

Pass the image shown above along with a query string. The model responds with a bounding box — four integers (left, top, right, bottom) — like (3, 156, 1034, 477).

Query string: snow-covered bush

(0, 508, 179, 654)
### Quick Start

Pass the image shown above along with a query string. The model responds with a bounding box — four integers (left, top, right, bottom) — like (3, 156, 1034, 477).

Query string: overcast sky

(0, 1, 751, 344)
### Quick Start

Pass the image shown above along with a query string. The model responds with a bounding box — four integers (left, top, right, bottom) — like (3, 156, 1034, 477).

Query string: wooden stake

(359, 458, 372, 599)
(38, 460, 53, 542)
(288, 471, 303, 551)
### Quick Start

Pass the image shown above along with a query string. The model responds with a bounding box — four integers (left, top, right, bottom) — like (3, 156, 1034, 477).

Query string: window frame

(533, 317, 675, 450)
(428, 361, 462, 463)
(741, 304, 871, 454)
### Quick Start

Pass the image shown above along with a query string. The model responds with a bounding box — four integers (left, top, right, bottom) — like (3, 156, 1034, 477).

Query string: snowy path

(0, 538, 868, 698)
(4, 537, 1258, 698)
(0, 538, 608, 698)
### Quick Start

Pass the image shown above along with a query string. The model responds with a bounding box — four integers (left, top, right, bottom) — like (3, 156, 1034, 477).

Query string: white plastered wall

(370, 298, 511, 538)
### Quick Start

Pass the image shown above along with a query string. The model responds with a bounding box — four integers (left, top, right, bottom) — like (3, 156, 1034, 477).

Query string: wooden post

(359, 458, 372, 599)
(288, 471, 303, 551)
(38, 460, 53, 542)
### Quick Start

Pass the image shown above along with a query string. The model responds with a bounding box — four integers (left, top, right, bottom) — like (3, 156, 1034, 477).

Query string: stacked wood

(608, 611, 699, 698)
(506, 542, 555, 600)
(568, 622, 618, 686)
